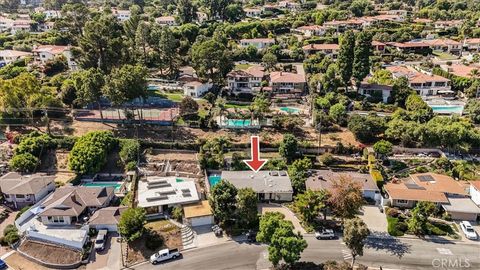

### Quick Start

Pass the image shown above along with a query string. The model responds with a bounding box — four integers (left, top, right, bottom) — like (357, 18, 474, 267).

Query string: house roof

(39, 186, 114, 217)
(156, 16, 175, 22)
(413, 18, 433, 24)
(471, 181, 480, 191)
(423, 38, 462, 46)
(220, 171, 293, 194)
(228, 66, 265, 78)
(183, 200, 212, 218)
(32, 45, 69, 55)
(387, 42, 431, 48)
(297, 25, 325, 31)
(302, 43, 339, 51)
(442, 198, 480, 214)
(137, 176, 199, 208)
(306, 170, 380, 192)
(386, 66, 449, 83)
(89, 206, 127, 225)
(441, 64, 479, 79)
(0, 172, 54, 195)
(0, 50, 31, 58)
(465, 38, 480, 45)
(270, 71, 306, 83)
(240, 38, 275, 43)
(384, 173, 468, 203)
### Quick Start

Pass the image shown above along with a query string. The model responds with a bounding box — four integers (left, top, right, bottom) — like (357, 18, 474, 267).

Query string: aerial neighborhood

(0, 0, 479, 270)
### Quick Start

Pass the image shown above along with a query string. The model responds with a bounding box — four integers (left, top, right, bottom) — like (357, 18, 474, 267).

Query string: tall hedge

(68, 131, 117, 175)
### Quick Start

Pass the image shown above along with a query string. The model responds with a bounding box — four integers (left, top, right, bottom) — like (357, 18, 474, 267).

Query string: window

(48, 216, 65, 223)
(397, 199, 408, 204)
(16, 194, 25, 199)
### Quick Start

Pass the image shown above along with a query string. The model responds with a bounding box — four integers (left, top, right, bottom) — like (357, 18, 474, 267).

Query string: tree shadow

(365, 231, 412, 258)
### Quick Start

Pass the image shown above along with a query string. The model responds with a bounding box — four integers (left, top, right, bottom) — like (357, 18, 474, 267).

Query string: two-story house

(227, 66, 265, 94)
(32, 45, 78, 70)
(302, 43, 339, 58)
(244, 8, 262, 18)
(296, 25, 327, 37)
(183, 80, 212, 98)
(269, 71, 306, 97)
(386, 65, 450, 96)
(0, 172, 56, 209)
(239, 38, 275, 49)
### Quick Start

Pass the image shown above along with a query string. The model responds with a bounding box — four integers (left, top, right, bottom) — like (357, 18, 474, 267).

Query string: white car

(94, 230, 108, 251)
(315, 229, 335, 240)
(460, 221, 478, 240)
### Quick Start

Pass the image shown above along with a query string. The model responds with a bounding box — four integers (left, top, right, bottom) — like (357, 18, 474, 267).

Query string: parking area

(87, 233, 122, 270)
(192, 225, 229, 249)
(358, 205, 388, 234)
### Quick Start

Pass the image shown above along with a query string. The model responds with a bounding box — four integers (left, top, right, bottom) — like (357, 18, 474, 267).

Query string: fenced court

(74, 108, 179, 125)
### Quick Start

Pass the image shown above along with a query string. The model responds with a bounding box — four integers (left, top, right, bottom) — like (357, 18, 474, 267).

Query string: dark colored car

(0, 258, 7, 269)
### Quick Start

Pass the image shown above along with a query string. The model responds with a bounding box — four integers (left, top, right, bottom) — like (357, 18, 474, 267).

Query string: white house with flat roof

(137, 176, 200, 216)
(220, 171, 293, 201)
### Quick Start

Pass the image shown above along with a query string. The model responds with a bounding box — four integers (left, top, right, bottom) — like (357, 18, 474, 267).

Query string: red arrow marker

(244, 136, 268, 172)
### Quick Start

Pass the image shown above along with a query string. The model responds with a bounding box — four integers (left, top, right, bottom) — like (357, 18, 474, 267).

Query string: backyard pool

(208, 175, 221, 187)
(82, 182, 123, 192)
(279, 107, 300, 114)
(226, 119, 252, 127)
(430, 105, 464, 115)
(147, 85, 159, 91)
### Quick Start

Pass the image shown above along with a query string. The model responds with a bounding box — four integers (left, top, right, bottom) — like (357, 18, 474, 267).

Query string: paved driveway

(258, 203, 307, 234)
(87, 234, 122, 270)
(358, 205, 387, 234)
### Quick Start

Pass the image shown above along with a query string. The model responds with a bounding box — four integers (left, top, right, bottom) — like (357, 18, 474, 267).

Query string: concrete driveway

(87, 234, 122, 270)
(258, 203, 306, 234)
(358, 205, 387, 234)
(192, 225, 229, 249)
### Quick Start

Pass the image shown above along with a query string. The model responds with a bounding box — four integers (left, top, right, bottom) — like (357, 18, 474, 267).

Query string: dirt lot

(3, 252, 52, 270)
(18, 240, 82, 265)
(125, 220, 182, 265)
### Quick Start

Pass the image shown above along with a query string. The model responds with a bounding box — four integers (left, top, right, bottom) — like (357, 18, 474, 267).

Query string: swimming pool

(430, 105, 464, 115)
(279, 107, 300, 114)
(208, 175, 221, 187)
(226, 119, 252, 127)
(82, 182, 123, 192)
(147, 85, 159, 91)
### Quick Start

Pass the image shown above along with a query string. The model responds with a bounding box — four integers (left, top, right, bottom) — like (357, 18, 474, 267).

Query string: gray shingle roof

(0, 172, 55, 195)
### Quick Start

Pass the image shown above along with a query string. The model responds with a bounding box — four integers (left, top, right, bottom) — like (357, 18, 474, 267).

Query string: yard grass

(148, 91, 184, 102)
(432, 50, 458, 60)
(235, 63, 252, 70)
(387, 216, 406, 236)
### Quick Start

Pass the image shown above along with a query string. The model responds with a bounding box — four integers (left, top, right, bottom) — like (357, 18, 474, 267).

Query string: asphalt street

(133, 235, 480, 270)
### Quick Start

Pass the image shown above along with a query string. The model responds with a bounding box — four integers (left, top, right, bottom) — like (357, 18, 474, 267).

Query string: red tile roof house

(463, 38, 480, 52)
(227, 66, 265, 94)
(423, 38, 463, 55)
(384, 173, 480, 221)
(439, 64, 480, 79)
(268, 71, 306, 98)
(386, 65, 450, 96)
(302, 43, 339, 58)
(434, 20, 463, 30)
(295, 25, 327, 37)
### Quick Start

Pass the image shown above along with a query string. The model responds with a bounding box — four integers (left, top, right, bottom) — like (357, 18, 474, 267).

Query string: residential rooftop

(220, 171, 293, 194)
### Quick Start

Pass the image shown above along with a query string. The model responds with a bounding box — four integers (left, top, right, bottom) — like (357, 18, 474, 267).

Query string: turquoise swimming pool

(279, 107, 300, 114)
(226, 119, 251, 127)
(430, 105, 464, 115)
(208, 175, 221, 187)
(82, 182, 123, 192)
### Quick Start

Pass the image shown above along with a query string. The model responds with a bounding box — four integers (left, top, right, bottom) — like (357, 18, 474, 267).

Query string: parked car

(94, 230, 108, 251)
(246, 230, 257, 243)
(0, 258, 7, 269)
(315, 229, 335, 240)
(212, 225, 223, 237)
(150, 248, 181, 264)
(460, 221, 478, 240)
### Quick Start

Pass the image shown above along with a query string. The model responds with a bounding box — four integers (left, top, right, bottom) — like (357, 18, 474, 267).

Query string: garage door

(190, 215, 214, 227)
(93, 224, 118, 232)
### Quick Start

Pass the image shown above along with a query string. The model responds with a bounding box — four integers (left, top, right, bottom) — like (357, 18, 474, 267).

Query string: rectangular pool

(208, 175, 221, 187)
(226, 119, 251, 127)
(279, 107, 300, 114)
(82, 182, 123, 192)
(430, 105, 464, 115)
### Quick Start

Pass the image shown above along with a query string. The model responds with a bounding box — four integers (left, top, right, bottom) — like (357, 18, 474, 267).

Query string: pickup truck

(150, 248, 181, 264)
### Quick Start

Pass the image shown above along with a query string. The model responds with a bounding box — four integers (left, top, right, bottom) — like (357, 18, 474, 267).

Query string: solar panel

(417, 175, 435, 182)
(405, 183, 425, 190)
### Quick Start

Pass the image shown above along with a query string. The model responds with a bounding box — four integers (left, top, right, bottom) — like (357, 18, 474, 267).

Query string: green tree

(119, 139, 140, 164)
(368, 69, 393, 85)
(177, 0, 197, 24)
(407, 201, 435, 236)
(328, 176, 364, 222)
(465, 99, 480, 124)
(73, 68, 105, 119)
(118, 207, 147, 242)
(347, 114, 386, 143)
(150, 26, 180, 78)
(199, 137, 230, 169)
(294, 190, 328, 224)
(279, 134, 298, 163)
(262, 52, 278, 71)
(329, 103, 347, 125)
(236, 188, 258, 228)
(209, 179, 238, 226)
(190, 38, 233, 84)
(391, 77, 414, 107)
(343, 218, 370, 266)
(68, 131, 116, 174)
(224, 3, 245, 22)
(179, 96, 199, 116)
(287, 157, 312, 193)
(352, 31, 372, 87)
(373, 140, 393, 159)
(9, 153, 39, 173)
(250, 93, 270, 120)
(78, 14, 125, 73)
(337, 31, 355, 89)
(257, 212, 307, 267)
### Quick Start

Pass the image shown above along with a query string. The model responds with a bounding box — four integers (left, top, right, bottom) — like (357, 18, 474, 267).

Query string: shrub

(172, 206, 183, 222)
(386, 207, 400, 218)
(415, 166, 429, 173)
(15, 132, 55, 156)
(119, 139, 140, 164)
(68, 131, 117, 174)
(145, 230, 164, 250)
(9, 153, 39, 173)
(319, 153, 335, 166)
(54, 136, 77, 150)
(387, 217, 405, 236)
(3, 225, 19, 245)
(125, 161, 137, 171)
